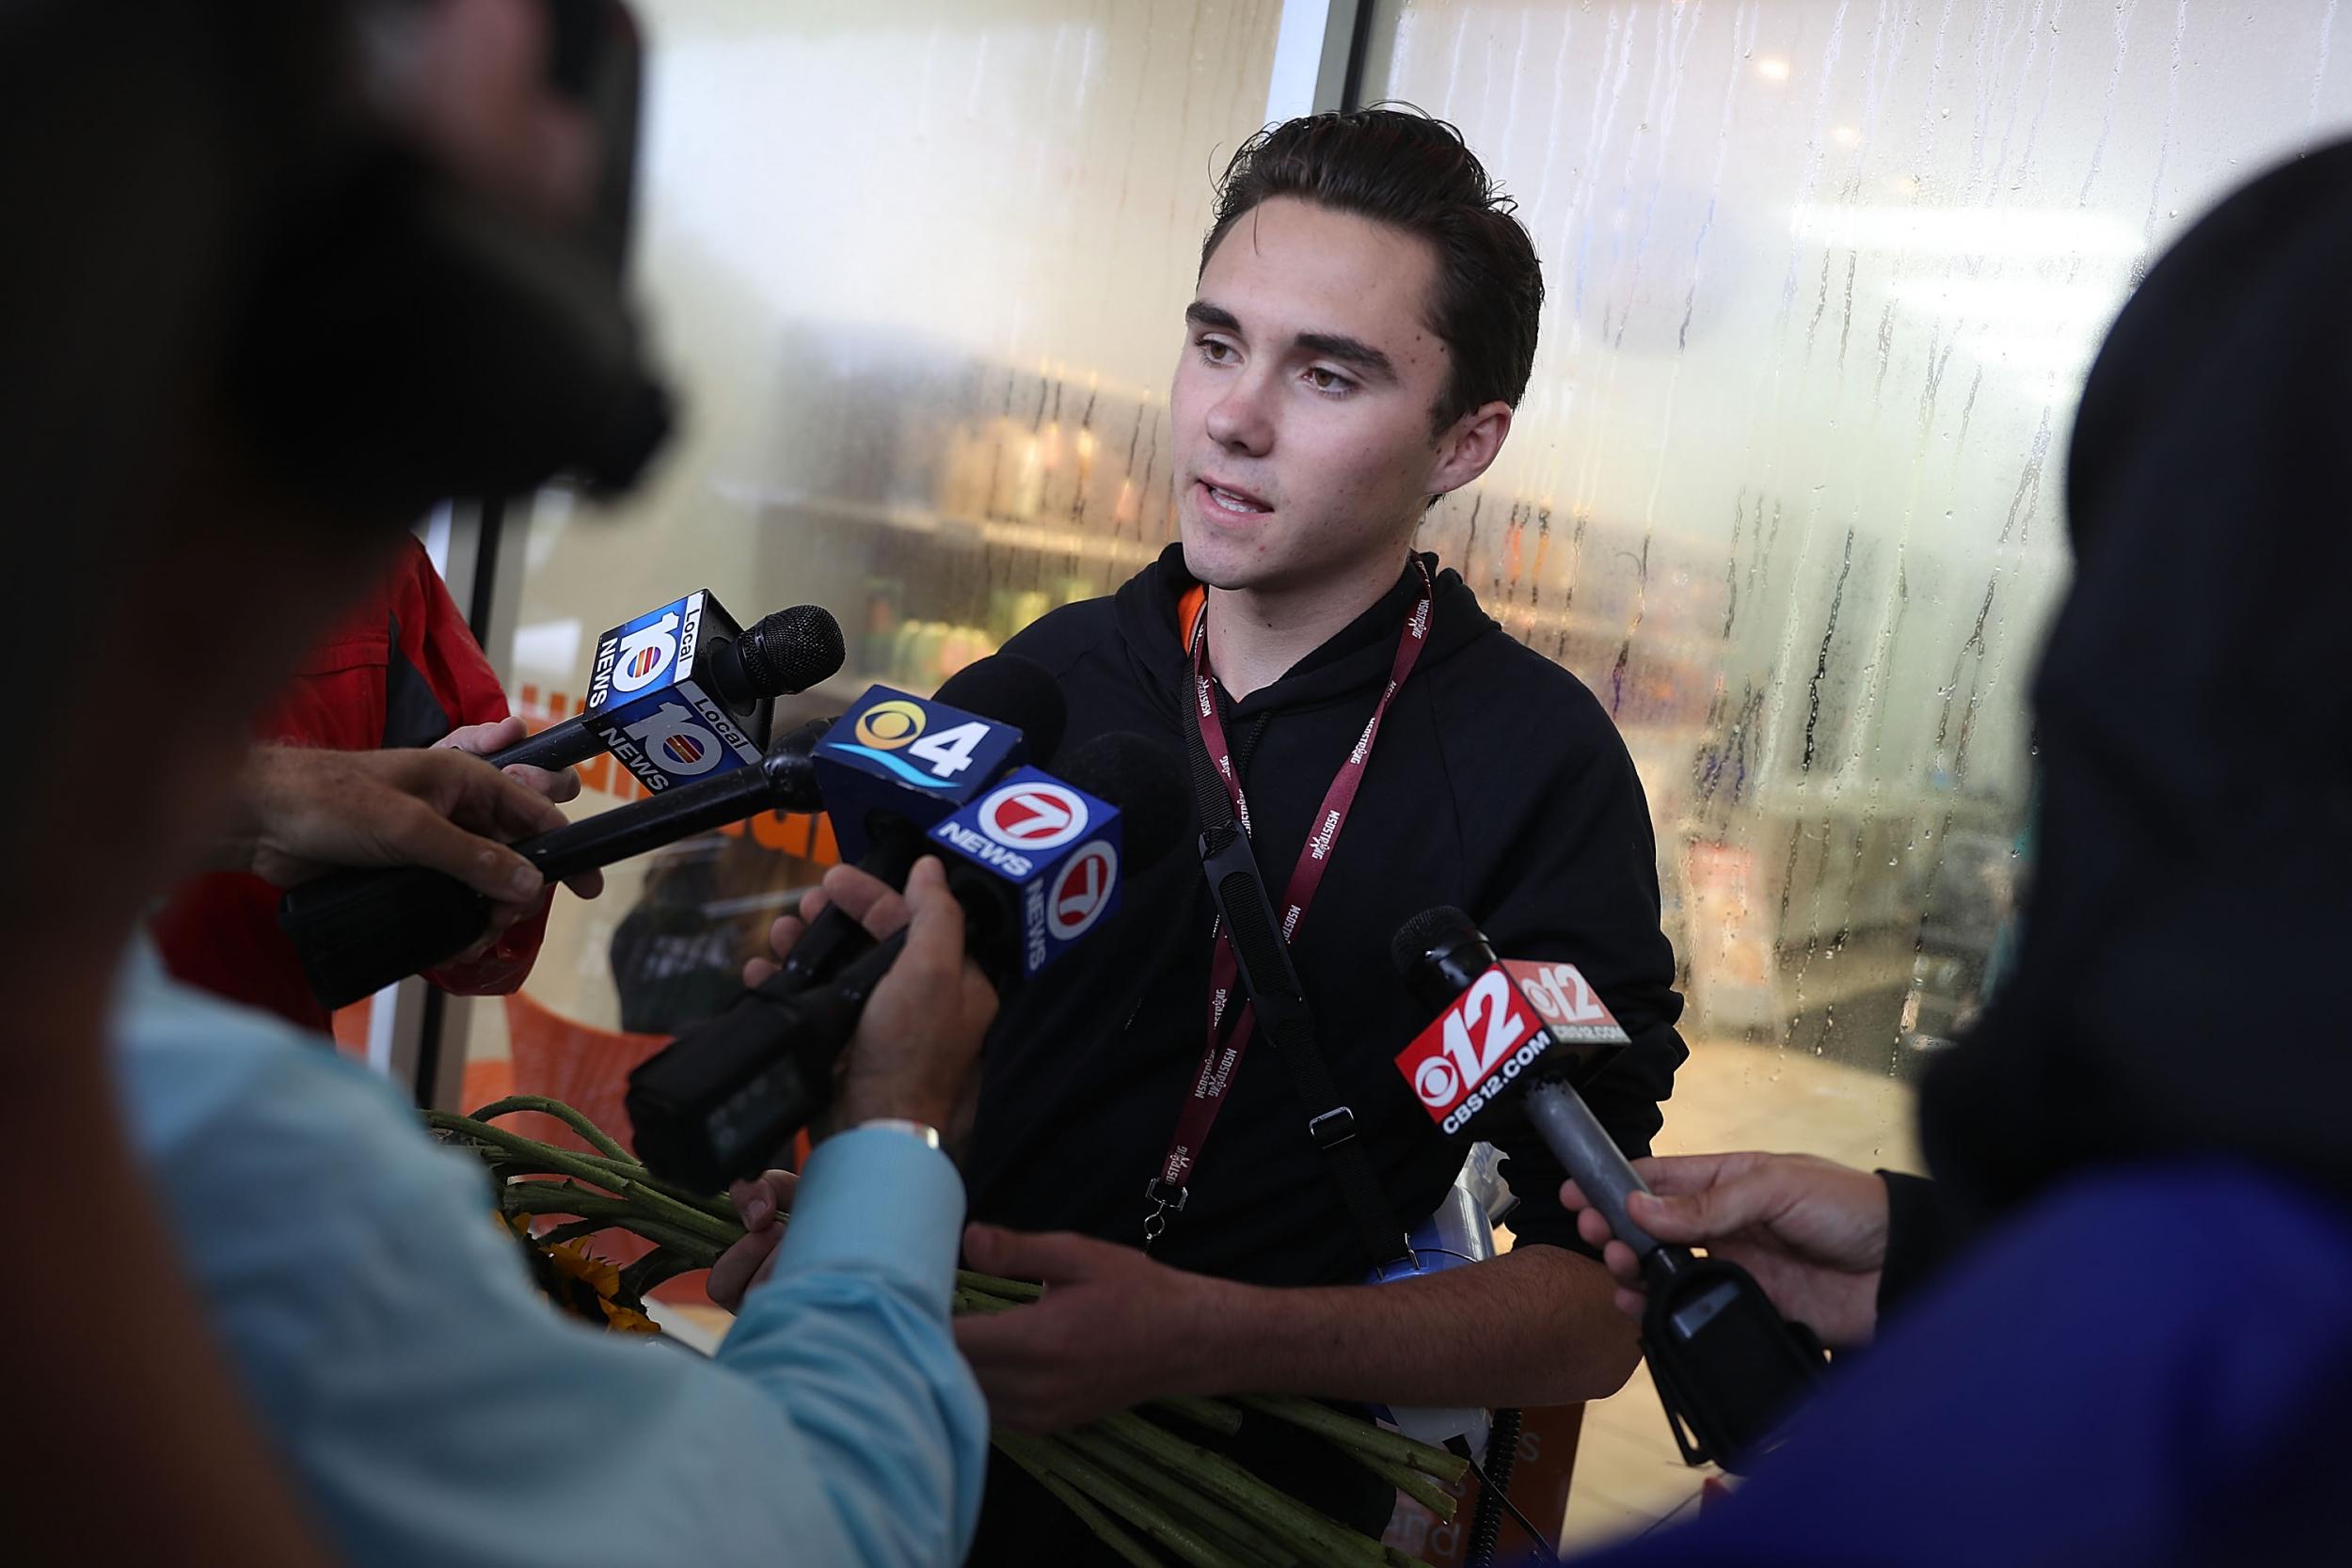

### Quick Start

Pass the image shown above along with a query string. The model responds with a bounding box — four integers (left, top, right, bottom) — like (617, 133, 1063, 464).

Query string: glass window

(454, 0, 2352, 1536)
(1360, 0, 2350, 1544)
(461, 2, 1285, 1134)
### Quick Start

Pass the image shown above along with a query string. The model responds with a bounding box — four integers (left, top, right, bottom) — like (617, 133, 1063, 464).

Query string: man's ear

(1425, 401, 1514, 499)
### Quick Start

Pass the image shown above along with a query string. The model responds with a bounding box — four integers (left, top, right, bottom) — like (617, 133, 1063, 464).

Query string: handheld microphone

(492, 593, 844, 786)
(810, 663, 1068, 864)
(1390, 909, 1829, 1475)
(767, 656, 1067, 995)
(918, 729, 1186, 983)
(282, 718, 832, 1011)
(627, 733, 1186, 1189)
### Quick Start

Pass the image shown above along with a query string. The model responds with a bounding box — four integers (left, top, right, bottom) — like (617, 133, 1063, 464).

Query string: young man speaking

(755, 109, 1688, 1555)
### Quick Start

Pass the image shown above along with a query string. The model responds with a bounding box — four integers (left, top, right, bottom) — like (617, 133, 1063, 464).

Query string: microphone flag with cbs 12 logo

(1395, 958, 1631, 1137)
(582, 590, 772, 792)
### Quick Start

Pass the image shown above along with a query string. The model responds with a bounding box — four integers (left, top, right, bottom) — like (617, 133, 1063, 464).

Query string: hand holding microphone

(704, 856, 991, 1313)
(278, 651, 1066, 1009)
(280, 714, 834, 1008)
(437, 715, 584, 806)
(1564, 1152, 1892, 1351)
(485, 595, 844, 780)
(222, 743, 593, 942)
(1391, 908, 1830, 1474)
(759, 656, 1070, 996)
(629, 731, 1187, 1191)
(824, 857, 999, 1135)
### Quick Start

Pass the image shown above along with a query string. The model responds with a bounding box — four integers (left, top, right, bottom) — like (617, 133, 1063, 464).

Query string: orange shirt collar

(1178, 583, 1208, 652)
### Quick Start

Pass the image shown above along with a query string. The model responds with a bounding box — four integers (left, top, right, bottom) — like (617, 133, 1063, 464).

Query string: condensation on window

(478, 1, 2349, 1169)
(1368, 0, 2350, 1159)
(490, 1, 1282, 1049)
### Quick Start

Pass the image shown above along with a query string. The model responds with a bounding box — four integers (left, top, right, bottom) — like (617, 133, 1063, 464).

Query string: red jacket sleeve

(152, 538, 553, 1027)
(376, 538, 557, 998)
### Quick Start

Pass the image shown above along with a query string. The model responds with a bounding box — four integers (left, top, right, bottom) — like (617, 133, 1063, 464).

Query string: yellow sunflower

(597, 1298, 661, 1335)
(546, 1237, 625, 1299)
(500, 1215, 660, 1335)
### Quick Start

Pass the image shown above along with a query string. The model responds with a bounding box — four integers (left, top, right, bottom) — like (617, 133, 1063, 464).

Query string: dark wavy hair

(1200, 107, 1544, 433)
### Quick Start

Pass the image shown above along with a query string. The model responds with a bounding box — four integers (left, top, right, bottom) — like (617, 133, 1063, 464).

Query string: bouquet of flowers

(433, 1095, 1467, 1567)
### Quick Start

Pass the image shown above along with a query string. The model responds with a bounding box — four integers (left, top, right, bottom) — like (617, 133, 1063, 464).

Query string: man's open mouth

(1197, 478, 1272, 516)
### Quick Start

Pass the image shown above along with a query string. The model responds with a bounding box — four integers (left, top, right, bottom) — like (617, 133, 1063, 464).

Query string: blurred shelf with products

(743, 356, 1184, 712)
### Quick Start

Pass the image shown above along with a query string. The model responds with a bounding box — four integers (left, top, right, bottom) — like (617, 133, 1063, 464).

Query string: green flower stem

(437, 1098, 1445, 1559)
(1353, 1449, 1458, 1523)
(1096, 1410, 1392, 1567)
(1066, 1427, 1296, 1566)
(427, 1113, 737, 1248)
(993, 1436, 1163, 1568)
(498, 1180, 635, 1221)
(465, 1094, 635, 1162)
(564, 1151, 739, 1223)
(1236, 1395, 1470, 1483)
(501, 1182, 723, 1269)
(1089, 1414, 1329, 1562)
(958, 1271, 1044, 1302)
(494, 1175, 715, 1259)
(452, 1096, 735, 1222)
(1151, 1396, 1246, 1439)
(1006, 1432, 1250, 1568)
(457, 1096, 738, 1223)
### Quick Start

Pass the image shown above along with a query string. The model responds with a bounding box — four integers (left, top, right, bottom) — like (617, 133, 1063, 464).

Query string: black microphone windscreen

(1057, 732, 1188, 873)
(739, 604, 846, 694)
(934, 653, 1068, 766)
(1391, 906, 1479, 979)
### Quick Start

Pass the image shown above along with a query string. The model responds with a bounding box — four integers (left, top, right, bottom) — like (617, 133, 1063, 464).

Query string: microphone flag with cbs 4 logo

(811, 674, 1136, 978)
(628, 708, 1185, 1191)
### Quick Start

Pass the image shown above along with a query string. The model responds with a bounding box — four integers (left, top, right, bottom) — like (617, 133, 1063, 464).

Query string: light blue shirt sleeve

(112, 942, 988, 1568)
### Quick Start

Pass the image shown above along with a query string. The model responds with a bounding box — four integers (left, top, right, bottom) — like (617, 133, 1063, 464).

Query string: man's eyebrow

(1184, 302, 1400, 383)
(1295, 331, 1397, 381)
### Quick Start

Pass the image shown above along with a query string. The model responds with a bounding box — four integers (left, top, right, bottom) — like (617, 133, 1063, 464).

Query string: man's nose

(1202, 368, 1275, 458)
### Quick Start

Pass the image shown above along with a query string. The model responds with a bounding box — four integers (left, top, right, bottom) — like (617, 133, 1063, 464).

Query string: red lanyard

(1147, 562, 1435, 1243)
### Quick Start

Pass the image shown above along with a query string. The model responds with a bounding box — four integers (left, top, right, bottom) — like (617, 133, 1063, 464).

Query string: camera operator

(5, 1, 994, 1563)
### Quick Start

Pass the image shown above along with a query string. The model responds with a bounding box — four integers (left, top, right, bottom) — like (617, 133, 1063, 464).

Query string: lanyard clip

(1143, 1178, 1189, 1248)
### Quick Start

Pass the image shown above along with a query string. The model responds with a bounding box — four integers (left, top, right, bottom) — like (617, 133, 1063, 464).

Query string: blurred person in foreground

(2, 0, 352, 1554)
(4, 1, 992, 1564)
(1561, 142, 2352, 1567)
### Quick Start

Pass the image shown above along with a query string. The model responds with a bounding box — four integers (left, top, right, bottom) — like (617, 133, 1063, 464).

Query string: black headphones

(229, 0, 671, 524)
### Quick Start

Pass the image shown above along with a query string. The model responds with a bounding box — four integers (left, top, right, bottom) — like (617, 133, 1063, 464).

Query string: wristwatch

(853, 1117, 944, 1151)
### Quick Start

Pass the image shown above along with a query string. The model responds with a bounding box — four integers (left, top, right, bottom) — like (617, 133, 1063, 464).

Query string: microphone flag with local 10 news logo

(927, 767, 1122, 979)
(1394, 958, 1632, 1136)
(581, 590, 771, 792)
(810, 684, 1028, 862)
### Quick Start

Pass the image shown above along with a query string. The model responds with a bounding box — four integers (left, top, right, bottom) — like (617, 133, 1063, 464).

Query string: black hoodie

(964, 543, 1689, 1289)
